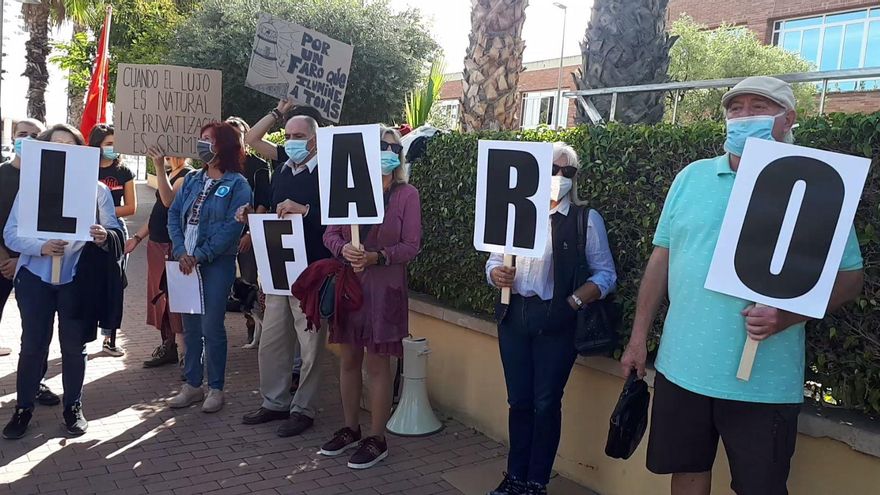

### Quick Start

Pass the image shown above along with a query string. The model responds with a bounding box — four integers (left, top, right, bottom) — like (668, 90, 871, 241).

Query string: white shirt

(285, 155, 318, 176)
(485, 197, 617, 300)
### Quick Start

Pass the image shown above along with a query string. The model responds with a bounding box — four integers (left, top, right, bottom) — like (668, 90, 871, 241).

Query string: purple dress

(323, 183, 422, 356)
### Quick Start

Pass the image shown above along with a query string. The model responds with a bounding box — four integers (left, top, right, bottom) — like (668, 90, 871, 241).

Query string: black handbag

(318, 274, 336, 319)
(573, 207, 622, 356)
(605, 373, 650, 460)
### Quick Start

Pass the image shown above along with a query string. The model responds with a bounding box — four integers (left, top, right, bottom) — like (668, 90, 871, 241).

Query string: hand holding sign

(705, 139, 870, 380)
(474, 140, 552, 303)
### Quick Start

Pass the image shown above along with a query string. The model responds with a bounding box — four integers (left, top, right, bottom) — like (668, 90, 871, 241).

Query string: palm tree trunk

(460, 0, 528, 132)
(23, 3, 51, 123)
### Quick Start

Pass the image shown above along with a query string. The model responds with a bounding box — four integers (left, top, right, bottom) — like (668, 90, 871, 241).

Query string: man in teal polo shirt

(621, 76, 864, 495)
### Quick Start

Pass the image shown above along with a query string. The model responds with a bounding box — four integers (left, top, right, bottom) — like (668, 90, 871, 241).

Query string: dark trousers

(498, 295, 578, 485)
(15, 268, 88, 409)
(0, 275, 12, 321)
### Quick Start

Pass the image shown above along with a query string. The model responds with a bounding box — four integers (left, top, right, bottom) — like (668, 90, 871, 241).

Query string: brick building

(668, 0, 880, 113)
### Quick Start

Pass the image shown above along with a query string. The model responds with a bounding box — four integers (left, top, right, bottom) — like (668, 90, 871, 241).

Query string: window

(773, 7, 880, 91)
(520, 91, 569, 129)
(433, 99, 460, 130)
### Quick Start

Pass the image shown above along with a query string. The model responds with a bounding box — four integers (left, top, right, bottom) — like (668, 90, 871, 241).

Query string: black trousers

(498, 295, 578, 485)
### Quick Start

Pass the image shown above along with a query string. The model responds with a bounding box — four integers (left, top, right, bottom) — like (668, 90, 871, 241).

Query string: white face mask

(550, 176, 572, 202)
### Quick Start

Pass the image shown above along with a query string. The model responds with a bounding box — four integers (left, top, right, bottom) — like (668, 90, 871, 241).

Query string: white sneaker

(202, 389, 224, 413)
(167, 384, 204, 409)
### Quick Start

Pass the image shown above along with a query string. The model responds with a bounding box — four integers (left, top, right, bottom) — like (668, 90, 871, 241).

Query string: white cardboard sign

(248, 213, 309, 296)
(165, 262, 205, 314)
(705, 138, 870, 319)
(318, 124, 384, 226)
(245, 13, 353, 123)
(17, 140, 100, 242)
(473, 140, 552, 258)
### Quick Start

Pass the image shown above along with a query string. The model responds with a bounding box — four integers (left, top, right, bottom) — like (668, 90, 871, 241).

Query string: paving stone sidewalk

(0, 184, 506, 495)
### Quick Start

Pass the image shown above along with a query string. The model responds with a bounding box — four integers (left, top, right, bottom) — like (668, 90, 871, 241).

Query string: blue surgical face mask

(724, 112, 785, 156)
(197, 139, 215, 163)
(13, 137, 32, 156)
(380, 150, 401, 175)
(102, 146, 120, 160)
(284, 139, 311, 164)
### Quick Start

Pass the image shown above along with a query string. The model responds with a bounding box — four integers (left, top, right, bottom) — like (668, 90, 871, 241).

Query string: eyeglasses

(552, 164, 578, 178)
(380, 141, 403, 154)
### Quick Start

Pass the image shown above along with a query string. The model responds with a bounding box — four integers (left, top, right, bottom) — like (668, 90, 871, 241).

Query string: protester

(319, 127, 422, 469)
(125, 152, 193, 368)
(2, 123, 123, 439)
(225, 116, 272, 340)
(89, 124, 136, 357)
(237, 100, 330, 437)
(166, 122, 250, 413)
(619, 76, 864, 495)
(0, 118, 62, 406)
(485, 142, 617, 495)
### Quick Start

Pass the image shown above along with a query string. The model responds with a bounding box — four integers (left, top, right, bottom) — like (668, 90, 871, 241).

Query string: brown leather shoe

(276, 412, 313, 437)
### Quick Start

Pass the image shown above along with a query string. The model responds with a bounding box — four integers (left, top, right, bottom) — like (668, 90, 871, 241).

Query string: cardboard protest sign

(705, 139, 869, 319)
(246, 13, 353, 123)
(473, 140, 552, 258)
(248, 214, 309, 296)
(317, 124, 384, 227)
(114, 64, 222, 159)
(16, 140, 100, 242)
(166, 262, 204, 314)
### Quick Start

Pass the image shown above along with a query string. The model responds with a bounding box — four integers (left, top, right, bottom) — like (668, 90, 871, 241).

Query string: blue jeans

(15, 268, 88, 409)
(498, 295, 578, 485)
(182, 255, 235, 390)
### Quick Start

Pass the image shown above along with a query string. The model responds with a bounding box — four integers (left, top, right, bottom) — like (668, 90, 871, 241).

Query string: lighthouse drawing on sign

(246, 17, 291, 99)
(250, 21, 279, 79)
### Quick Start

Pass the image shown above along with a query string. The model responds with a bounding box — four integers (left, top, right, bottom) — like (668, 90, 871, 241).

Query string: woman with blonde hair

(319, 127, 421, 470)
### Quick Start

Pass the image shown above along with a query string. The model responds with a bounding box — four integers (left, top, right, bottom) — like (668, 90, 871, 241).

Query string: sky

(388, 0, 593, 73)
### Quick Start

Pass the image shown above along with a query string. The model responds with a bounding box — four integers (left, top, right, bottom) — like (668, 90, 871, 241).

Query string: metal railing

(562, 67, 880, 124)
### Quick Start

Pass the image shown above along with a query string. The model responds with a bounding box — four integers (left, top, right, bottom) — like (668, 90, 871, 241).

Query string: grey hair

(552, 141, 586, 206)
(380, 125, 408, 184)
(287, 115, 319, 137)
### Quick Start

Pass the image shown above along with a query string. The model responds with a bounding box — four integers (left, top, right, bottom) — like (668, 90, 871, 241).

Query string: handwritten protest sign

(246, 13, 353, 123)
(114, 64, 222, 159)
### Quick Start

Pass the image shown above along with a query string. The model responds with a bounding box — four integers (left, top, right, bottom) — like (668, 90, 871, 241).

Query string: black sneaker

(523, 481, 547, 495)
(319, 426, 362, 456)
(276, 412, 313, 437)
(36, 383, 60, 406)
(2, 407, 33, 440)
(143, 343, 178, 368)
(347, 436, 388, 469)
(102, 341, 124, 357)
(488, 473, 526, 495)
(63, 403, 88, 437)
(241, 407, 289, 425)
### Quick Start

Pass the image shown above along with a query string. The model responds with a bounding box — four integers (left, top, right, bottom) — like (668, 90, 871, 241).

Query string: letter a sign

(17, 140, 100, 242)
(705, 139, 869, 319)
(318, 124, 384, 226)
(473, 140, 552, 258)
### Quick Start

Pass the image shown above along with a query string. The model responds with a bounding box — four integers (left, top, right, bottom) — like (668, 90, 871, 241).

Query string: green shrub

(409, 113, 880, 415)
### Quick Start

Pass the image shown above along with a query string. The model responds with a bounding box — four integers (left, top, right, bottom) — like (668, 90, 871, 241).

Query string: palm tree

(574, 0, 676, 124)
(21, 0, 92, 122)
(460, 0, 528, 132)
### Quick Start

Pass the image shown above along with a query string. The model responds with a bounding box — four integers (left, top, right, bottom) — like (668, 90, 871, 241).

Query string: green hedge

(409, 113, 880, 416)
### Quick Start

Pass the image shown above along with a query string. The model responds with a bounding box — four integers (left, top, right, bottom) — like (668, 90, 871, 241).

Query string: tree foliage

(667, 16, 817, 122)
(167, 0, 439, 125)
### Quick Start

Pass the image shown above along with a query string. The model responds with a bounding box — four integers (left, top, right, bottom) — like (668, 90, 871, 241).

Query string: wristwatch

(570, 294, 584, 308)
(376, 250, 387, 266)
(270, 109, 283, 121)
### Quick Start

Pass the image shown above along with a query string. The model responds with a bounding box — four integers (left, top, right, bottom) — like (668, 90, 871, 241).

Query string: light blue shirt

(653, 154, 863, 404)
(485, 197, 618, 300)
(3, 183, 121, 285)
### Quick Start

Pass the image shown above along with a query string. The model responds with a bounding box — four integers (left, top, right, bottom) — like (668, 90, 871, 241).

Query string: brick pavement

(0, 184, 505, 495)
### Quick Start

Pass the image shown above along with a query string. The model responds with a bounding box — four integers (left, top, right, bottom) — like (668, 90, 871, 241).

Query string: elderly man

(237, 99, 331, 437)
(621, 76, 864, 495)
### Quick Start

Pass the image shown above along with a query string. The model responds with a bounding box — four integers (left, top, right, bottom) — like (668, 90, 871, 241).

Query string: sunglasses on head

(381, 141, 403, 154)
(552, 164, 578, 178)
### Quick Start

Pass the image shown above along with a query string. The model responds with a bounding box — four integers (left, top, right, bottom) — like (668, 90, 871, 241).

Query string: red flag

(80, 6, 113, 140)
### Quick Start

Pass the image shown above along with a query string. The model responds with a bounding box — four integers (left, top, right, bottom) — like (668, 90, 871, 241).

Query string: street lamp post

(552, 1, 567, 130)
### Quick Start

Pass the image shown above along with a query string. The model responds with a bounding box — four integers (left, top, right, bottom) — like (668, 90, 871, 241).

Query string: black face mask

(197, 140, 215, 163)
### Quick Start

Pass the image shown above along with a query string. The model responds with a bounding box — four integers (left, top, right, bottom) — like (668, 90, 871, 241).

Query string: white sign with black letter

(248, 213, 309, 296)
(317, 124, 384, 226)
(17, 140, 100, 242)
(473, 140, 552, 258)
(705, 138, 869, 319)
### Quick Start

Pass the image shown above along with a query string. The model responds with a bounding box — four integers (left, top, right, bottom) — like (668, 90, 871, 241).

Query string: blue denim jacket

(168, 169, 251, 263)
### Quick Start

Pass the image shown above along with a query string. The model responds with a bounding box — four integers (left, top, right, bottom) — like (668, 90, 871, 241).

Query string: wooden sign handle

(51, 256, 62, 285)
(736, 303, 766, 381)
(351, 225, 363, 273)
(500, 254, 514, 304)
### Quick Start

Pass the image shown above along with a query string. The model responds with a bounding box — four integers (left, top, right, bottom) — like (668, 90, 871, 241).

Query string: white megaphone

(386, 337, 443, 436)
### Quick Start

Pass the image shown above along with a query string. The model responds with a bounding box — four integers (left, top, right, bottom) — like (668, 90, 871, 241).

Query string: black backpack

(605, 373, 650, 460)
